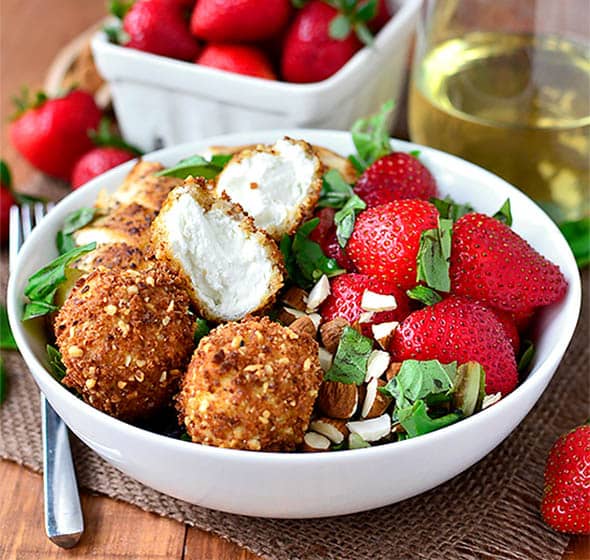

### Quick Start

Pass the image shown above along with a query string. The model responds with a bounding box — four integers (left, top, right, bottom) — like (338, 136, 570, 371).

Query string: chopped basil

(324, 326, 373, 385)
(334, 194, 366, 248)
(348, 433, 371, 449)
(430, 196, 474, 222)
(518, 340, 535, 372)
(493, 198, 512, 226)
(155, 154, 232, 180)
(408, 150, 421, 158)
(397, 400, 463, 437)
(56, 207, 96, 256)
(23, 243, 96, 320)
(280, 219, 345, 289)
(46, 344, 66, 381)
(349, 100, 394, 172)
(318, 169, 355, 209)
(194, 318, 211, 345)
(180, 432, 192, 442)
(416, 218, 452, 292)
(559, 217, 590, 268)
(406, 285, 442, 306)
(0, 304, 16, 350)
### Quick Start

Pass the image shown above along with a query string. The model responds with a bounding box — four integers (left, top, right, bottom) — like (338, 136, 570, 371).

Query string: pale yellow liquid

(409, 32, 590, 221)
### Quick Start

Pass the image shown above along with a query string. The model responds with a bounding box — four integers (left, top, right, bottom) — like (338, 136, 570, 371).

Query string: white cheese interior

(216, 139, 316, 234)
(162, 193, 274, 320)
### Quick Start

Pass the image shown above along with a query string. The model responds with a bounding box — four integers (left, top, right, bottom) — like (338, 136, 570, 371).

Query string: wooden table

(0, 1, 588, 558)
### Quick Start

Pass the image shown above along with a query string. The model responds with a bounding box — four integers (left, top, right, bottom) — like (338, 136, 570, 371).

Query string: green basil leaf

(318, 169, 355, 209)
(0, 355, 6, 404)
(517, 340, 535, 372)
(155, 154, 231, 180)
(406, 285, 442, 306)
(329, 14, 352, 39)
(23, 243, 96, 320)
(56, 231, 77, 256)
(493, 198, 512, 226)
(194, 318, 211, 345)
(324, 326, 373, 384)
(46, 344, 66, 381)
(62, 207, 96, 235)
(409, 150, 421, 158)
(348, 433, 371, 449)
(416, 218, 452, 292)
(0, 304, 16, 350)
(430, 196, 474, 222)
(350, 100, 394, 171)
(559, 217, 590, 268)
(398, 400, 463, 438)
(334, 194, 366, 248)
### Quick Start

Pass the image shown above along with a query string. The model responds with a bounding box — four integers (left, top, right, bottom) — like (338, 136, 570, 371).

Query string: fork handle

(42, 395, 84, 548)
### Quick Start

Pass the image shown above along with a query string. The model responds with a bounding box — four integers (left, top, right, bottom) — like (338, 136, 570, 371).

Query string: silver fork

(10, 202, 84, 549)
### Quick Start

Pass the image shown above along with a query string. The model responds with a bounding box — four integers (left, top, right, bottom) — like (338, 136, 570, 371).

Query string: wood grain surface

(0, 1, 588, 559)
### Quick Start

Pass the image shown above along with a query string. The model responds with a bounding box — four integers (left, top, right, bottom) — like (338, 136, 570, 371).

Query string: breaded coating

(73, 203, 157, 248)
(151, 177, 284, 322)
(215, 137, 323, 239)
(178, 317, 323, 451)
(74, 243, 146, 275)
(54, 262, 195, 420)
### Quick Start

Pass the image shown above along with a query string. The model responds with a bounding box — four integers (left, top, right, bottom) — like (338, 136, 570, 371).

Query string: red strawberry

(281, 1, 362, 83)
(368, 0, 391, 32)
(511, 308, 536, 333)
(190, 0, 292, 42)
(196, 44, 276, 80)
(488, 307, 520, 354)
(71, 147, 136, 189)
(309, 208, 356, 271)
(390, 296, 519, 395)
(320, 273, 410, 336)
(0, 161, 15, 244)
(541, 424, 590, 534)
(354, 152, 438, 207)
(9, 90, 102, 181)
(124, 0, 200, 61)
(347, 199, 439, 290)
(450, 213, 568, 314)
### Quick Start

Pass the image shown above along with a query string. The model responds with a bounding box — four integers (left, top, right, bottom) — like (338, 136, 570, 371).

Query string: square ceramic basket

(91, 0, 421, 152)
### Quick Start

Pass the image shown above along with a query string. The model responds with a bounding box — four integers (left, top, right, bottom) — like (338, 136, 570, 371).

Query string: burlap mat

(1, 177, 588, 560)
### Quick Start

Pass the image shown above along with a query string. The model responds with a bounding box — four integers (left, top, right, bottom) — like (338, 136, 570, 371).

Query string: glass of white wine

(409, 0, 590, 221)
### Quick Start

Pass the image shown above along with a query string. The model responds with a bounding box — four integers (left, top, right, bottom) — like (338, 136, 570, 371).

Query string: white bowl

(7, 130, 581, 518)
(91, 0, 421, 152)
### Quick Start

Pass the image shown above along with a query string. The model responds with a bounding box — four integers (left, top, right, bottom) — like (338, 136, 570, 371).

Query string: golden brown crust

(177, 316, 323, 451)
(54, 262, 195, 420)
(150, 177, 285, 323)
(74, 243, 147, 274)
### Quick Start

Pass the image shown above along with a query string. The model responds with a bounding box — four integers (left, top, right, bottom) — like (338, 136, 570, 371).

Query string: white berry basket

(91, 0, 421, 152)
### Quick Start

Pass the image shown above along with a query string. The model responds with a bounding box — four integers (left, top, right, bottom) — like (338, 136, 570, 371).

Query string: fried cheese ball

(178, 317, 323, 451)
(54, 262, 195, 420)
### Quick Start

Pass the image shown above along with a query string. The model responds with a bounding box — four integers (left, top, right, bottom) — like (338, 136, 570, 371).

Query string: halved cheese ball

(151, 178, 284, 322)
(215, 137, 322, 239)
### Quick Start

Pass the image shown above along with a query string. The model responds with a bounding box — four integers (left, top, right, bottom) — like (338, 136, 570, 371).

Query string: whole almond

(282, 287, 309, 311)
(319, 317, 349, 354)
(385, 362, 403, 381)
(289, 316, 317, 339)
(365, 379, 393, 418)
(317, 380, 358, 419)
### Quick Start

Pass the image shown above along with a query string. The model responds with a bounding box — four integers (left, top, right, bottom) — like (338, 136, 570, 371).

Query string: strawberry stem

(89, 117, 142, 156)
(11, 87, 48, 120)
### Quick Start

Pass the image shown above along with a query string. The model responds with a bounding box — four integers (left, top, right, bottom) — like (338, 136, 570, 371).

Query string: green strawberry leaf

(318, 169, 355, 208)
(0, 304, 16, 350)
(493, 198, 512, 227)
(46, 344, 66, 381)
(0, 160, 12, 189)
(11, 87, 48, 120)
(329, 14, 352, 39)
(559, 217, 590, 268)
(280, 219, 345, 289)
(194, 318, 211, 345)
(156, 154, 232, 180)
(334, 194, 366, 248)
(406, 285, 442, 306)
(397, 400, 463, 437)
(349, 99, 394, 171)
(354, 22, 374, 46)
(430, 196, 474, 222)
(517, 340, 535, 372)
(103, 22, 130, 45)
(108, 0, 134, 19)
(89, 117, 142, 155)
(23, 243, 96, 320)
(416, 218, 453, 292)
(324, 326, 373, 384)
(356, 0, 378, 22)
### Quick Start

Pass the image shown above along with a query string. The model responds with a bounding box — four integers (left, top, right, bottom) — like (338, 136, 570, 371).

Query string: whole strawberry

(488, 307, 520, 354)
(9, 90, 102, 181)
(346, 199, 439, 290)
(124, 0, 200, 60)
(390, 296, 518, 395)
(196, 44, 277, 79)
(190, 0, 292, 42)
(354, 152, 438, 207)
(281, 1, 362, 83)
(71, 147, 136, 189)
(450, 213, 568, 314)
(320, 273, 410, 335)
(541, 424, 590, 534)
(309, 207, 356, 271)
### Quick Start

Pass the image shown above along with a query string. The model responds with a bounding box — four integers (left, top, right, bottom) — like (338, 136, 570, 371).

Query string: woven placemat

(1, 178, 588, 560)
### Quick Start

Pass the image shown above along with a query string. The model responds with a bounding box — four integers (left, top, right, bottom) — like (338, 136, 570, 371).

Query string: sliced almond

(385, 361, 403, 381)
(319, 317, 348, 354)
(290, 316, 317, 339)
(365, 349, 390, 382)
(306, 275, 330, 311)
(482, 392, 502, 410)
(371, 321, 399, 350)
(317, 381, 358, 419)
(365, 379, 392, 419)
(361, 378, 378, 418)
(310, 418, 348, 444)
(303, 431, 331, 452)
(361, 290, 397, 312)
(318, 347, 333, 371)
(277, 307, 302, 325)
(358, 311, 375, 324)
(346, 414, 391, 442)
(308, 313, 321, 331)
(282, 286, 308, 311)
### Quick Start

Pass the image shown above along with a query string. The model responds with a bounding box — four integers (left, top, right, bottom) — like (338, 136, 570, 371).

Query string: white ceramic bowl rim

(7, 129, 582, 467)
